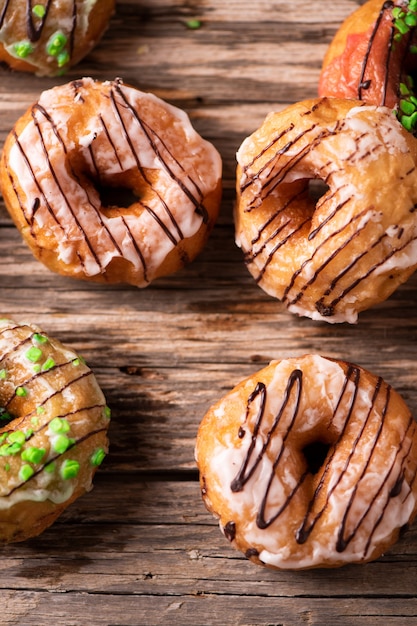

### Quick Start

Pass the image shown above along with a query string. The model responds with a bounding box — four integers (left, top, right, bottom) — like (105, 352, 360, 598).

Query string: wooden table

(1, 0, 417, 624)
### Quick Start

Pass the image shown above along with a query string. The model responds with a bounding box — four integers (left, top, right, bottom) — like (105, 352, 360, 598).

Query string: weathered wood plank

(1, 0, 417, 623)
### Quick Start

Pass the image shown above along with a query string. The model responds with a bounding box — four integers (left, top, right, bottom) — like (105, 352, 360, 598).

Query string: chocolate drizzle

(230, 362, 416, 556)
(5, 79, 213, 284)
(238, 100, 417, 319)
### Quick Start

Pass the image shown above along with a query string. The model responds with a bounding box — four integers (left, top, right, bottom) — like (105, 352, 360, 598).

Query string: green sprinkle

(406, 13, 417, 26)
(16, 387, 28, 397)
(401, 99, 416, 115)
(19, 464, 35, 482)
(32, 4, 46, 18)
(0, 433, 8, 444)
(4, 463, 10, 472)
(60, 459, 80, 480)
(185, 18, 202, 29)
(400, 82, 410, 96)
(91, 448, 106, 467)
(0, 369, 7, 380)
(8, 431, 25, 445)
(33, 333, 48, 344)
(103, 405, 111, 419)
(400, 112, 415, 131)
(24, 429, 33, 439)
(21, 447, 46, 464)
(44, 462, 56, 474)
(42, 357, 55, 371)
(26, 346, 43, 363)
(30, 416, 39, 427)
(72, 356, 86, 367)
(57, 50, 70, 68)
(0, 442, 22, 456)
(36, 406, 46, 415)
(32, 364, 41, 374)
(46, 31, 67, 56)
(14, 40, 33, 58)
(392, 7, 404, 19)
(49, 417, 70, 434)
(395, 18, 410, 34)
(52, 434, 71, 454)
(410, 44, 417, 54)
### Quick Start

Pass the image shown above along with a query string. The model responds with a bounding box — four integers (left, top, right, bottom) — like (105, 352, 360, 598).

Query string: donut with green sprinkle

(0, 318, 110, 543)
(0, 0, 115, 76)
(319, 0, 417, 133)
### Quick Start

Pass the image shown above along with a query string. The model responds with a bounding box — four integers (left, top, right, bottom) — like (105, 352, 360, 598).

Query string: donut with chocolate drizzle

(235, 96, 417, 323)
(0, 78, 222, 286)
(319, 0, 417, 133)
(195, 354, 417, 569)
(0, 0, 115, 76)
(0, 318, 110, 543)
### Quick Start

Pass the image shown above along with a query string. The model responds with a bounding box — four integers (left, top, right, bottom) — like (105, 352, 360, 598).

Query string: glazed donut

(0, 0, 115, 76)
(319, 0, 417, 132)
(195, 354, 417, 570)
(0, 318, 110, 543)
(0, 77, 222, 287)
(235, 96, 417, 324)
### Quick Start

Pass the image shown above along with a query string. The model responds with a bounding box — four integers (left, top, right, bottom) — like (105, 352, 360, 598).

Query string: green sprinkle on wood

(185, 18, 202, 30)
(16, 387, 28, 397)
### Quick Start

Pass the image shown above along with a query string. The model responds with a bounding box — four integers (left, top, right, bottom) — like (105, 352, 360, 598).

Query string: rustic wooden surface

(1, 0, 417, 624)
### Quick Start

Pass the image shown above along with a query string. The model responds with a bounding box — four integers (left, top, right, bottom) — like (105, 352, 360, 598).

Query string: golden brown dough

(196, 354, 417, 569)
(0, 318, 110, 543)
(235, 96, 417, 323)
(0, 78, 222, 287)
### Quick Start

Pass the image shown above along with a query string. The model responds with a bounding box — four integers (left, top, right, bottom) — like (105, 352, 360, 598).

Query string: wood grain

(2, 0, 417, 624)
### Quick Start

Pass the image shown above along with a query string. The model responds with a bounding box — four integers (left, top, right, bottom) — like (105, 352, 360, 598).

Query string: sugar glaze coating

(196, 355, 417, 569)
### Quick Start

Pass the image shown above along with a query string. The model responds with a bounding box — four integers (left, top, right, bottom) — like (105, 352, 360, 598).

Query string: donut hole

(307, 178, 330, 203)
(98, 183, 140, 210)
(302, 440, 331, 475)
(0, 407, 15, 428)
